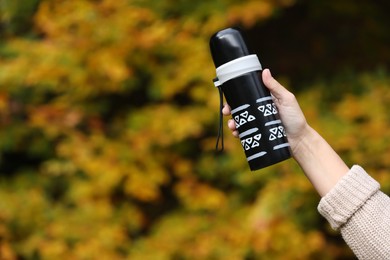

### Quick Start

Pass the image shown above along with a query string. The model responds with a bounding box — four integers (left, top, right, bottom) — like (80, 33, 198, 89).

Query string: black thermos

(210, 28, 291, 171)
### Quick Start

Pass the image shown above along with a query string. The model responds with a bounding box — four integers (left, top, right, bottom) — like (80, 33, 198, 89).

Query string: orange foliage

(1, 0, 390, 259)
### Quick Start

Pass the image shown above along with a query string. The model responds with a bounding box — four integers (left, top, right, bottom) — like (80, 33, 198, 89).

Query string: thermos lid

(210, 28, 251, 68)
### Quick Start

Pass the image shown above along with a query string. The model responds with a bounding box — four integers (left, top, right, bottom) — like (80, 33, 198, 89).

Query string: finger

(262, 69, 291, 101)
(227, 119, 236, 131)
(232, 130, 239, 138)
(222, 104, 231, 116)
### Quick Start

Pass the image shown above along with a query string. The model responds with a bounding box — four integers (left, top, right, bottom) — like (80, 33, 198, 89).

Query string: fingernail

(268, 69, 272, 77)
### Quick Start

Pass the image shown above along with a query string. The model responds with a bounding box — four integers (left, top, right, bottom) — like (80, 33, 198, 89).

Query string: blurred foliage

(0, 0, 390, 259)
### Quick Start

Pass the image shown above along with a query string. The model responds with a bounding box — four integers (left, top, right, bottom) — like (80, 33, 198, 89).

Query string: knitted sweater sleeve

(318, 165, 390, 259)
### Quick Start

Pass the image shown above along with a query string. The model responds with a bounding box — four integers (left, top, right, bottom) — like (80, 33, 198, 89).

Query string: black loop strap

(215, 86, 224, 152)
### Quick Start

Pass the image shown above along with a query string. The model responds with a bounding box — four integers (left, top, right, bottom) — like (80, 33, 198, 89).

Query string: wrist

(288, 123, 315, 158)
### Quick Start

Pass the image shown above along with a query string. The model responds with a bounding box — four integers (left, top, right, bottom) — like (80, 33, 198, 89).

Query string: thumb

(262, 69, 290, 100)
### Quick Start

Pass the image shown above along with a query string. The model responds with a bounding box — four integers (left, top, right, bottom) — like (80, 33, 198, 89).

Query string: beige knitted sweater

(318, 165, 390, 259)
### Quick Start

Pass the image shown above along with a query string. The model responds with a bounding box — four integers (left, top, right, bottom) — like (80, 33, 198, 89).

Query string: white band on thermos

(213, 54, 262, 87)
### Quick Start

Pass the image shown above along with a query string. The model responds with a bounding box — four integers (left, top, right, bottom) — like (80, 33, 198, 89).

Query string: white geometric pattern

(269, 126, 286, 141)
(241, 134, 262, 151)
(233, 110, 256, 128)
(258, 103, 278, 117)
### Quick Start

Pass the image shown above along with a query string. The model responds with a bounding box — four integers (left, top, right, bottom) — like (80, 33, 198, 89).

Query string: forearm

(291, 125, 350, 197)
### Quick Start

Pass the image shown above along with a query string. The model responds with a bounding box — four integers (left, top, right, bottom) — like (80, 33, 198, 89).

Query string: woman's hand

(223, 68, 349, 196)
(222, 68, 309, 154)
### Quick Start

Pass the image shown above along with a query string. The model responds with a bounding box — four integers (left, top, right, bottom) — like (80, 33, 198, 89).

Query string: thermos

(209, 28, 291, 171)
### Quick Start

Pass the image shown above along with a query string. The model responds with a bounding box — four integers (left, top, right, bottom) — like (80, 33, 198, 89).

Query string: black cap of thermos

(210, 28, 250, 67)
(209, 28, 291, 171)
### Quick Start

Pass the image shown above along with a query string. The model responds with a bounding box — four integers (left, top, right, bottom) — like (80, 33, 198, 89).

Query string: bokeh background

(1, 0, 390, 259)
